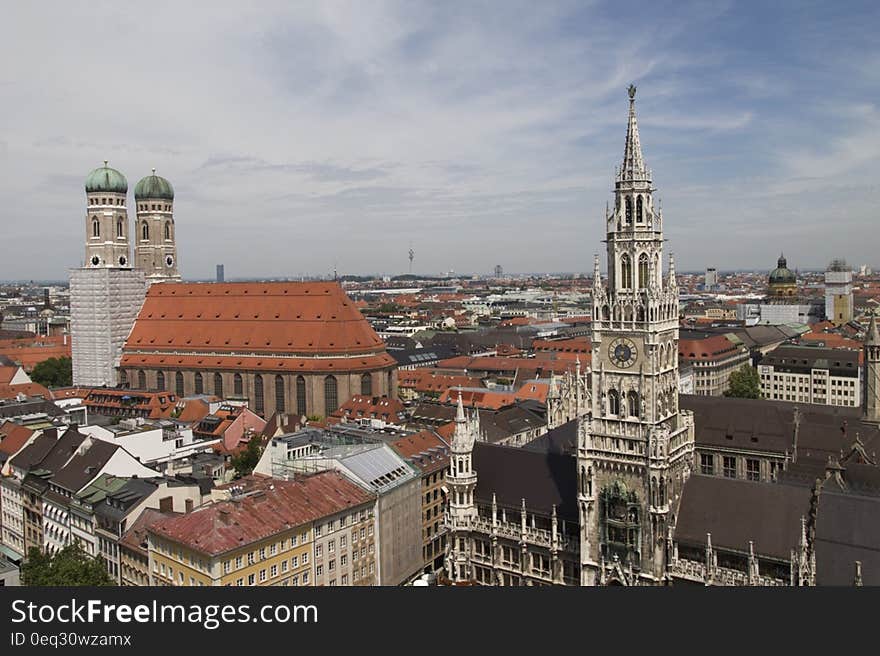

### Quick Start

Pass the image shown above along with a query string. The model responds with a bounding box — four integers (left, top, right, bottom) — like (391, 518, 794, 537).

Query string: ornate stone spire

(866, 311, 880, 346)
(620, 84, 648, 182)
(667, 252, 676, 288)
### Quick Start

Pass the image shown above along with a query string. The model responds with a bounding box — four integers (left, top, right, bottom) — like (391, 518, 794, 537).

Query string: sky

(2, 1, 879, 280)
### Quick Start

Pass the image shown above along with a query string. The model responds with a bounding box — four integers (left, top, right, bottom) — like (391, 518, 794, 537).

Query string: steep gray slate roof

(473, 442, 577, 520)
(815, 490, 880, 586)
(675, 475, 811, 560)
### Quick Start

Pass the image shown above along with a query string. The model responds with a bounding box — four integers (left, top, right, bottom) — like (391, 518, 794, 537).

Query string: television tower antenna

(408, 243, 415, 274)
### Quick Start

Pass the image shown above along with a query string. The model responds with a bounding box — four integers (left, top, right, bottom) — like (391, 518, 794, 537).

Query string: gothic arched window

(628, 391, 639, 417)
(361, 373, 372, 396)
(142, 222, 149, 240)
(175, 371, 184, 396)
(92, 218, 100, 238)
(296, 375, 307, 416)
(636, 196, 643, 222)
(214, 373, 223, 398)
(194, 372, 203, 395)
(233, 373, 243, 396)
(254, 374, 264, 414)
(275, 375, 285, 413)
(117, 219, 123, 238)
(638, 253, 649, 288)
(608, 389, 620, 415)
(620, 254, 632, 289)
(625, 197, 632, 224)
(137, 370, 146, 389)
(157, 371, 165, 391)
(165, 222, 171, 240)
(324, 375, 338, 416)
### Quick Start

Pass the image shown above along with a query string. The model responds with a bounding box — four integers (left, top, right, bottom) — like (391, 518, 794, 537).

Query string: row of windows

(90, 218, 173, 241)
(136, 370, 379, 418)
(700, 454, 762, 481)
(86, 200, 171, 216)
(316, 562, 374, 579)
(314, 510, 370, 537)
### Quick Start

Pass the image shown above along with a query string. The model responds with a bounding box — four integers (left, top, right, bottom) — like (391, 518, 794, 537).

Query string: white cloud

(1, 1, 879, 278)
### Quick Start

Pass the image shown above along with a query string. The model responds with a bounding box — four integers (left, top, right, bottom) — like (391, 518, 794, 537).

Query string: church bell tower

(577, 86, 694, 586)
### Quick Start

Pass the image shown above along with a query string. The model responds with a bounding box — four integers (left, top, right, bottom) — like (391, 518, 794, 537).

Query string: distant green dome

(769, 254, 796, 284)
(134, 170, 174, 200)
(85, 161, 127, 194)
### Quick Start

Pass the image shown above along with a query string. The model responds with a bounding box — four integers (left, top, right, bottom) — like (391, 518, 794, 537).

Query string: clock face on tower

(609, 337, 638, 368)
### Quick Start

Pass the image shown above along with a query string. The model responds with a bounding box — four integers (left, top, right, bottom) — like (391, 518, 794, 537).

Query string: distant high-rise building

(493, 264, 503, 278)
(71, 162, 146, 387)
(704, 267, 718, 289)
(825, 259, 853, 326)
(216, 264, 225, 282)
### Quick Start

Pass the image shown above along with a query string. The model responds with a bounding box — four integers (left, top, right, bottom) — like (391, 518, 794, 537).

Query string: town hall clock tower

(578, 86, 695, 585)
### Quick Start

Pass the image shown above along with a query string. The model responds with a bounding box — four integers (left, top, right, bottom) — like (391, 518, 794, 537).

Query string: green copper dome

(769, 254, 796, 284)
(85, 161, 128, 193)
(134, 169, 175, 200)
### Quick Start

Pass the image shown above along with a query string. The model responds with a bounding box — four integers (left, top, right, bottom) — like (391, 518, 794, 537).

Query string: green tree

(20, 543, 114, 586)
(724, 364, 762, 399)
(29, 356, 73, 388)
(230, 432, 263, 478)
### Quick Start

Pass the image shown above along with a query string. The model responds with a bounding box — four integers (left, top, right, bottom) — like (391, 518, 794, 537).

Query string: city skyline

(2, 1, 879, 280)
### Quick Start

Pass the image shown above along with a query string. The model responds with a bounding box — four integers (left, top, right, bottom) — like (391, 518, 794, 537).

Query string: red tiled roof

(176, 399, 212, 423)
(51, 387, 92, 399)
(0, 336, 71, 371)
(0, 382, 52, 400)
(0, 367, 21, 385)
(514, 380, 550, 404)
(148, 472, 374, 556)
(124, 283, 390, 365)
(679, 335, 740, 360)
(119, 508, 180, 556)
(84, 388, 177, 418)
(532, 337, 591, 353)
(439, 388, 516, 409)
(0, 422, 35, 457)
(436, 422, 455, 441)
(390, 429, 449, 474)
(494, 344, 523, 356)
(437, 353, 586, 374)
(398, 370, 483, 393)
(800, 333, 863, 349)
(331, 395, 406, 423)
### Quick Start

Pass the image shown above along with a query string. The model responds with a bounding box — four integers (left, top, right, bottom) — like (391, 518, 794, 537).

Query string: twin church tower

(82, 161, 180, 280)
(71, 162, 181, 387)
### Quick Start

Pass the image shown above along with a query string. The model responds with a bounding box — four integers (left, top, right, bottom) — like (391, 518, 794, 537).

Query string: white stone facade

(579, 86, 695, 586)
